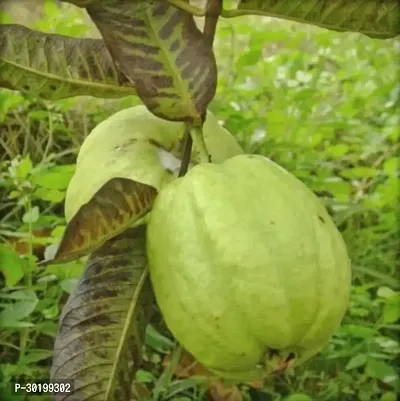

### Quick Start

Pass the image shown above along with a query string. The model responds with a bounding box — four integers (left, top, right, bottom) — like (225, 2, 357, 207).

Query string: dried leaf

(87, 0, 217, 121)
(51, 226, 154, 401)
(162, 349, 214, 379)
(238, 0, 400, 39)
(43, 178, 157, 265)
(208, 380, 243, 401)
(0, 24, 136, 99)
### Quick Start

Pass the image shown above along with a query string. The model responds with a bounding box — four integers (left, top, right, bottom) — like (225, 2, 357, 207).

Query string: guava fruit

(64, 105, 243, 222)
(147, 154, 352, 383)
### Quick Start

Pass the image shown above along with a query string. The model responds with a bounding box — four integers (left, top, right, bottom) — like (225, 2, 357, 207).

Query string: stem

(177, 0, 219, 176)
(19, 198, 34, 362)
(178, 126, 193, 177)
(190, 126, 211, 164)
(203, 0, 222, 47)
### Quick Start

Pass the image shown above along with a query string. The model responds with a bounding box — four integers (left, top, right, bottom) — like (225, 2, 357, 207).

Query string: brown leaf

(7, 229, 50, 259)
(208, 380, 243, 401)
(41, 178, 157, 265)
(162, 349, 214, 379)
(51, 226, 154, 401)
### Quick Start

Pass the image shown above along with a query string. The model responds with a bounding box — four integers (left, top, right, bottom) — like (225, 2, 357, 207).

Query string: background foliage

(0, 1, 399, 401)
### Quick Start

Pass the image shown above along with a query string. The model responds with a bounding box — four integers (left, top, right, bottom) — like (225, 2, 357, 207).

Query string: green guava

(64, 105, 243, 222)
(146, 154, 352, 382)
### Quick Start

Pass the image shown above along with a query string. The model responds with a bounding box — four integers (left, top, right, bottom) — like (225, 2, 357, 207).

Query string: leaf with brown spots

(237, 0, 400, 39)
(42, 178, 157, 265)
(51, 226, 155, 401)
(0, 24, 136, 100)
(87, 0, 217, 122)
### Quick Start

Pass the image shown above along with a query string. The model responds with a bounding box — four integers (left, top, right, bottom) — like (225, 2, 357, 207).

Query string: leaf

(0, 293, 39, 327)
(237, 0, 400, 39)
(383, 298, 400, 323)
(341, 167, 377, 179)
(345, 354, 368, 371)
(42, 178, 157, 265)
(50, 226, 155, 401)
(0, 244, 25, 287)
(365, 358, 397, 380)
(208, 380, 243, 401)
(145, 324, 175, 354)
(284, 395, 313, 401)
(30, 165, 76, 190)
(162, 349, 213, 379)
(343, 324, 377, 339)
(20, 349, 54, 365)
(22, 206, 40, 224)
(87, 0, 217, 121)
(0, 24, 136, 100)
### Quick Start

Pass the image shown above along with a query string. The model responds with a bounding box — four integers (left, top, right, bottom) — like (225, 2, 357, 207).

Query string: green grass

(0, 2, 399, 401)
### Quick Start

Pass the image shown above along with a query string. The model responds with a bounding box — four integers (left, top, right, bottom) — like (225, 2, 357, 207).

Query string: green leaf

(327, 144, 349, 158)
(136, 369, 155, 384)
(237, 0, 400, 39)
(341, 167, 377, 179)
(0, 244, 25, 287)
(42, 178, 157, 265)
(30, 165, 75, 190)
(59, 278, 79, 294)
(383, 298, 400, 324)
(377, 286, 397, 299)
(383, 157, 398, 176)
(0, 24, 137, 100)
(33, 188, 65, 203)
(19, 349, 54, 365)
(22, 206, 40, 224)
(380, 392, 397, 401)
(345, 354, 368, 371)
(284, 394, 313, 401)
(87, 0, 217, 121)
(343, 324, 377, 339)
(14, 155, 33, 181)
(145, 324, 174, 354)
(50, 226, 155, 401)
(0, 289, 37, 301)
(365, 358, 397, 380)
(0, 294, 39, 326)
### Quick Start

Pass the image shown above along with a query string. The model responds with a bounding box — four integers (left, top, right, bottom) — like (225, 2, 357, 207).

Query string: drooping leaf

(0, 24, 137, 100)
(42, 178, 157, 265)
(87, 0, 217, 121)
(237, 0, 400, 39)
(51, 226, 154, 401)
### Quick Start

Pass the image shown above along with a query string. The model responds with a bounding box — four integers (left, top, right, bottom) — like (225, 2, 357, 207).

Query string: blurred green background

(0, 1, 399, 401)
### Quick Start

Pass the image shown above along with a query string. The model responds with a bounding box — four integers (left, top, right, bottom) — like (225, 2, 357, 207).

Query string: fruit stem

(190, 125, 211, 164)
(178, 126, 193, 177)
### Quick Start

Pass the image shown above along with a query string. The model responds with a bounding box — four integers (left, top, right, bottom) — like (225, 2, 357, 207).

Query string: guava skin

(147, 154, 352, 382)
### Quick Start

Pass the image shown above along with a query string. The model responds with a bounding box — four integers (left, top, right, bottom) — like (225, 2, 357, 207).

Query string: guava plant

(0, 1, 398, 400)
